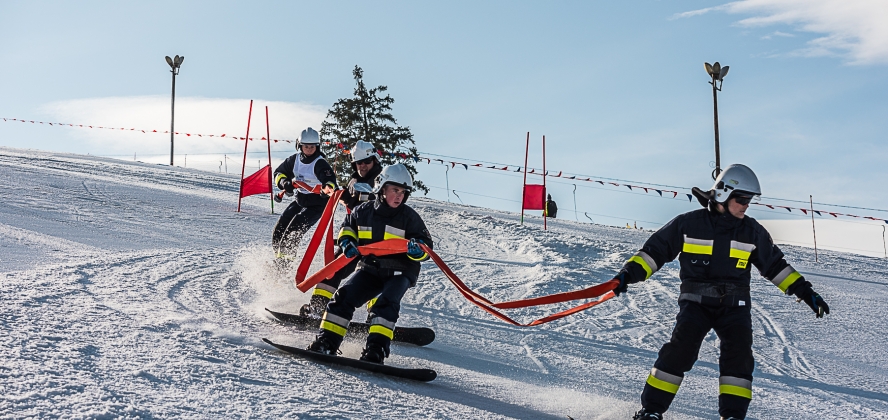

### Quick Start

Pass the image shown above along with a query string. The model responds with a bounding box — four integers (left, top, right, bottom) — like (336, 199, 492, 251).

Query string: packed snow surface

(2, 147, 887, 419)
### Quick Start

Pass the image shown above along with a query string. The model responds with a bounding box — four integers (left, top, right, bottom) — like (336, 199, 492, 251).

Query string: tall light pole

(165, 55, 184, 166)
(705, 61, 729, 179)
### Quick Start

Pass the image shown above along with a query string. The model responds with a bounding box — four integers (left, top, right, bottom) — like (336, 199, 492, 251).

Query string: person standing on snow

(307, 164, 433, 364)
(272, 127, 338, 260)
(544, 194, 558, 218)
(300, 140, 383, 317)
(611, 164, 830, 420)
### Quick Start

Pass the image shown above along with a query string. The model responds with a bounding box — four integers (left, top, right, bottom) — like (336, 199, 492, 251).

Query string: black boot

(300, 295, 330, 318)
(359, 342, 386, 364)
(633, 408, 663, 420)
(306, 335, 338, 355)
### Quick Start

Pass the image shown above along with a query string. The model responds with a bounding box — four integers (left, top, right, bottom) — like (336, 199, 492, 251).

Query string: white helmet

(374, 163, 413, 194)
(710, 164, 761, 204)
(298, 127, 320, 147)
(351, 140, 379, 163)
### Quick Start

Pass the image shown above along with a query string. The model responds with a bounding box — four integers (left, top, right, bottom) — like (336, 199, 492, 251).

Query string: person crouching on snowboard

(615, 164, 829, 420)
(301, 140, 383, 317)
(272, 127, 337, 260)
(307, 164, 433, 364)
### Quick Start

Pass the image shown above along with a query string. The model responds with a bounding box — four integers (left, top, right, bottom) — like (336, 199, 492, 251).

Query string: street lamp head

(711, 62, 722, 77)
(705, 62, 714, 76)
(718, 65, 729, 81)
(174, 55, 184, 67)
(165, 56, 174, 68)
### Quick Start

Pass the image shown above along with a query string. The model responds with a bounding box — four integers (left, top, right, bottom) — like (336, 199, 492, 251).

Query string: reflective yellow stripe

(321, 320, 347, 337)
(369, 325, 394, 339)
(338, 227, 357, 241)
(777, 270, 802, 293)
(629, 255, 653, 279)
(274, 173, 287, 186)
(720, 384, 752, 399)
(729, 248, 751, 260)
(312, 288, 333, 299)
(646, 374, 680, 394)
(682, 243, 713, 255)
(366, 297, 378, 310)
(408, 252, 428, 261)
(358, 226, 373, 239)
(383, 232, 404, 240)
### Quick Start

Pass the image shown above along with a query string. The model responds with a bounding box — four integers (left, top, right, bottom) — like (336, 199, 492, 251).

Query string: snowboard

(262, 338, 437, 382)
(265, 308, 436, 346)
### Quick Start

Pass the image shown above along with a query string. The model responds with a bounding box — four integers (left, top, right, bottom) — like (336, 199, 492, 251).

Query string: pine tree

(320, 65, 427, 193)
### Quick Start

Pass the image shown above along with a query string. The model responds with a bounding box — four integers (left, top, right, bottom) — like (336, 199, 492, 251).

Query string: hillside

(2, 147, 887, 419)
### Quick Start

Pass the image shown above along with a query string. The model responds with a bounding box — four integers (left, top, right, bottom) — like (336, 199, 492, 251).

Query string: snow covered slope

(2, 147, 887, 419)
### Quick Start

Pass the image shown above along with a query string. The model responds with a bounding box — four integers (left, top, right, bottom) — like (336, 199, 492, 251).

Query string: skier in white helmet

(300, 140, 384, 317)
(610, 164, 829, 420)
(272, 127, 338, 260)
(308, 163, 433, 364)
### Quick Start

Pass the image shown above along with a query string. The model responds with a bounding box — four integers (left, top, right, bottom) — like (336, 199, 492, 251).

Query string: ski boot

(359, 343, 387, 365)
(306, 336, 338, 355)
(299, 295, 330, 318)
(632, 408, 663, 420)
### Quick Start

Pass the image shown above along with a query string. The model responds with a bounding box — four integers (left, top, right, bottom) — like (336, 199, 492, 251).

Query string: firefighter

(271, 127, 337, 259)
(307, 164, 433, 364)
(614, 164, 830, 420)
(301, 140, 383, 317)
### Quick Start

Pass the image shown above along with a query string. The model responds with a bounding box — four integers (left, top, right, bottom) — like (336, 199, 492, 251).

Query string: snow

(2, 146, 887, 419)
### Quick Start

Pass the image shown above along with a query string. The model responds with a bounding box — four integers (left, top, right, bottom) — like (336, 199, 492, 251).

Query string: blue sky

(2, 0, 887, 247)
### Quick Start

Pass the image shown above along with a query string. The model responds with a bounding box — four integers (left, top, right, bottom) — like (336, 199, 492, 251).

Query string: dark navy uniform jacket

(273, 152, 337, 208)
(338, 200, 433, 285)
(622, 207, 810, 306)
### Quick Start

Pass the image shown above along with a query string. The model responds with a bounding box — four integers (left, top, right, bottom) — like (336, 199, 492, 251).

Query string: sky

(2, 0, 887, 252)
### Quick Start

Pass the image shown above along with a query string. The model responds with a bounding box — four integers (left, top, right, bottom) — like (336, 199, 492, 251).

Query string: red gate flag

(523, 184, 545, 210)
(240, 165, 272, 198)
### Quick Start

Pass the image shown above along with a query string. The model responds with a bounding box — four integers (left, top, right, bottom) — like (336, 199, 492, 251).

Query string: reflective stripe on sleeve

(320, 312, 350, 337)
(357, 226, 373, 239)
(719, 376, 752, 399)
(274, 173, 288, 187)
(770, 266, 802, 293)
(729, 240, 756, 260)
(383, 225, 406, 240)
(628, 251, 658, 279)
(338, 226, 357, 241)
(682, 235, 714, 255)
(646, 368, 683, 394)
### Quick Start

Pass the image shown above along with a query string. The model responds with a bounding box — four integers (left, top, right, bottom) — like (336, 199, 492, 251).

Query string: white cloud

(675, 0, 888, 65)
(39, 96, 327, 155)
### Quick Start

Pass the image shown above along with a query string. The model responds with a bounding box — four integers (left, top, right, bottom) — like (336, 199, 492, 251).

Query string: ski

(265, 308, 436, 346)
(262, 338, 437, 382)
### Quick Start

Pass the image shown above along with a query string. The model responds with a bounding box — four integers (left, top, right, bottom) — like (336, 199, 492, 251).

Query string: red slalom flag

(240, 165, 272, 198)
(522, 184, 546, 210)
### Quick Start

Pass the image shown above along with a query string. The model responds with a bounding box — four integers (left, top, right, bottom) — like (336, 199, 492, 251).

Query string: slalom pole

(237, 100, 253, 212)
(810, 195, 818, 262)
(521, 132, 529, 225)
(266, 106, 274, 214)
(542, 135, 547, 231)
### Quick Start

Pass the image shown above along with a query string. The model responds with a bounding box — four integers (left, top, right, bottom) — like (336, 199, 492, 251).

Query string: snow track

(2, 147, 888, 419)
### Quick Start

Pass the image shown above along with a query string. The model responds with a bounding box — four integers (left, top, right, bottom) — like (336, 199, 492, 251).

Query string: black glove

(280, 179, 294, 195)
(612, 271, 628, 297)
(796, 286, 830, 318)
(339, 238, 359, 259)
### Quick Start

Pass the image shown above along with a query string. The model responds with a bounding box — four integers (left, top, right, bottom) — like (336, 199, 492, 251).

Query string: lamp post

(705, 61, 729, 179)
(165, 55, 184, 166)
